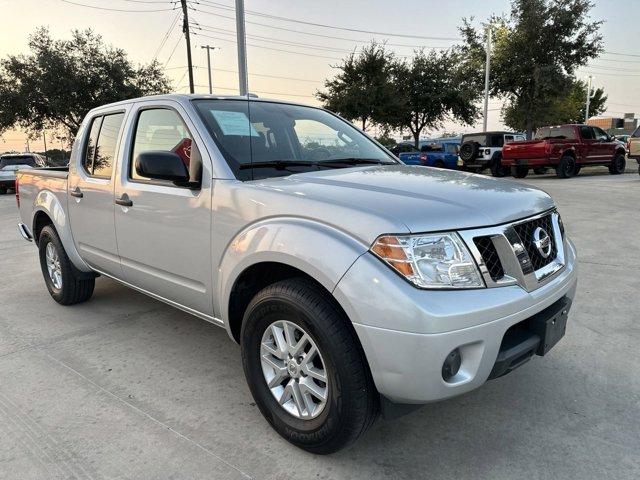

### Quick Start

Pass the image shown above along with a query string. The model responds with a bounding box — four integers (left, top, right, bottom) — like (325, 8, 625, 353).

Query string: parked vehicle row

(15, 94, 577, 453)
(391, 123, 636, 180)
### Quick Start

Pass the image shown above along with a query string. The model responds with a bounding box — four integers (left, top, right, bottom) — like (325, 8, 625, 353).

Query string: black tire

(512, 166, 529, 178)
(608, 153, 626, 175)
(556, 155, 577, 179)
(38, 225, 95, 305)
(533, 167, 548, 175)
(459, 141, 480, 162)
(434, 160, 445, 169)
(490, 154, 507, 177)
(240, 278, 378, 454)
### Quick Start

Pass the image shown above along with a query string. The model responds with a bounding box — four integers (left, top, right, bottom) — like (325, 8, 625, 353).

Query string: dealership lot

(0, 169, 639, 480)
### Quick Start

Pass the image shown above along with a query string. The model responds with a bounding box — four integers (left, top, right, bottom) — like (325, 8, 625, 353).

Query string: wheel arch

(217, 217, 369, 343)
(31, 190, 92, 272)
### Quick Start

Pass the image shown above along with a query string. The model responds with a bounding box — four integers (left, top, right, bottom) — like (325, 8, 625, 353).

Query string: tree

(460, 0, 603, 138)
(503, 78, 607, 128)
(391, 49, 483, 148)
(316, 43, 398, 132)
(0, 28, 171, 139)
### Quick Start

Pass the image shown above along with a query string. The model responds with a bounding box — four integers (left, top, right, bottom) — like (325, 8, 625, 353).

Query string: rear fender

(216, 217, 368, 337)
(32, 189, 92, 272)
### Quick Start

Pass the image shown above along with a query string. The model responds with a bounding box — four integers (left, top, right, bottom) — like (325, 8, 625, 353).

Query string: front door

(68, 111, 126, 276)
(113, 102, 214, 316)
(592, 126, 616, 162)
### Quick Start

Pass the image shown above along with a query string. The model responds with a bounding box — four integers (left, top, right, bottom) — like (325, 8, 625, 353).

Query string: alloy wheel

(260, 320, 329, 419)
(45, 242, 62, 289)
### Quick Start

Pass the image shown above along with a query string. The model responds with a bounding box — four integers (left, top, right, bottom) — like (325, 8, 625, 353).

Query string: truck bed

(17, 167, 69, 235)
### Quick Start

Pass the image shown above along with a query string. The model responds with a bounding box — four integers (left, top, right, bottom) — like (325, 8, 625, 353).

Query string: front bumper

(333, 238, 577, 404)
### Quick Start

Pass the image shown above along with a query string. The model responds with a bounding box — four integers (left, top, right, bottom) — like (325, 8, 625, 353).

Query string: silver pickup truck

(16, 94, 577, 453)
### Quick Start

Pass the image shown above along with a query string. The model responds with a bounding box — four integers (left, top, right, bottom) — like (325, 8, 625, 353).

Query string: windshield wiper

(239, 158, 395, 170)
(239, 160, 318, 170)
(316, 158, 396, 166)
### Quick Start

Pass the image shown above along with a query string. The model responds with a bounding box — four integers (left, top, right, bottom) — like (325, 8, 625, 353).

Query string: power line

(59, 0, 176, 12)
(603, 50, 640, 59)
(164, 35, 183, 65)
(153, 13, 180, 60)
(191, 31, 342, 60)
(166, 64, 321, 83)
(193, 0, 461, 41)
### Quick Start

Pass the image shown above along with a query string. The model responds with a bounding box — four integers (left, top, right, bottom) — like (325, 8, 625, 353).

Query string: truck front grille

(512, 214, 557, 271)
(474, 237, 504, 281)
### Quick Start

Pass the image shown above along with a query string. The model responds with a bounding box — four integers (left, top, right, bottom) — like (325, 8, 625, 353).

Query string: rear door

(113, 100, 214, 316)
(578, 126, 599, 163)
(68, 110, 127, 276)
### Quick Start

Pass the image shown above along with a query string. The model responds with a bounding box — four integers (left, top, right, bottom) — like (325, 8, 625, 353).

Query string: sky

(1, 0, 639, 152)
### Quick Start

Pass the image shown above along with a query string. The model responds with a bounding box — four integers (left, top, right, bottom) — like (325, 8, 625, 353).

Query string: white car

(0, 153, 45, 193)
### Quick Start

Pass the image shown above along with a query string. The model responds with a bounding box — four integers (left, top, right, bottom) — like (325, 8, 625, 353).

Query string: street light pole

(585, 75, 593, 123)
(235, 0, 248, 96)
(483, 26, 492, 132)
(200, 45, 217, 94)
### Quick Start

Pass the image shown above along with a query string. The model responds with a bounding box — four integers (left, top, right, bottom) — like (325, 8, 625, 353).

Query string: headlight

(371, 233, 485, 289)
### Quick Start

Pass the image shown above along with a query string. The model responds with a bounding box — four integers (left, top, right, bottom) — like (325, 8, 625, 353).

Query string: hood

(250, 165, 554, 242)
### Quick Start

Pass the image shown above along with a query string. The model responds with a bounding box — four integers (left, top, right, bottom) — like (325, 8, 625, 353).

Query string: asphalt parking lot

(1, 167, 639, 480)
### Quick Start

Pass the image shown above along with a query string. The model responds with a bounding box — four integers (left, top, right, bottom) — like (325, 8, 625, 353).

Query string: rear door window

(94, 113, 125, 178)
(82, 112, 124, 178)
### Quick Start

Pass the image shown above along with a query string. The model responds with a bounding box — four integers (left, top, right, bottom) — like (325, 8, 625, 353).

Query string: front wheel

(609, 153, 626, 175)
(512, 166, 529, 178)
(38, 225, 95, 305)
(490, 156, 508, 177)
(241, 278, 378, 454)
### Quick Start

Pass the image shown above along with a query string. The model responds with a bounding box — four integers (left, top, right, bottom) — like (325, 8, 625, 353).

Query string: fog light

(442, 348, 462, 381)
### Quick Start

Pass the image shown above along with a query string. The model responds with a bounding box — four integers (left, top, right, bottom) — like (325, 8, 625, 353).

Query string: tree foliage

(391, 49, 483, 147)
(460, 0, 603, 137)
(316, 43, 398, 132)
(0, 28, 171, 138)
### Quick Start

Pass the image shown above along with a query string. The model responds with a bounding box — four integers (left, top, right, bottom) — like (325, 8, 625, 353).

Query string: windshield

(193, 99, 396, 180)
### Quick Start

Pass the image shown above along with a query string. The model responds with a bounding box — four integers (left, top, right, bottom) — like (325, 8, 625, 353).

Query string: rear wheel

(609, 153, 626, 175)
(490, 154, 508, 177)
(241, 278, 378, 454)
(512, 166, 529, 178)
(556, 155, 577, 178)
(434, 160, 445, 168)
(38, 225, 95, 305)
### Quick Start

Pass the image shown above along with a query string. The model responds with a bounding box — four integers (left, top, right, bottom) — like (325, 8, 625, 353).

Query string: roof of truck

(90, 93, 310, 112)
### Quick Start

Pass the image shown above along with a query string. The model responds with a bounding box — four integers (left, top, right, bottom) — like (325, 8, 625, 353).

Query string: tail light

(419, 153, 428, 164)
(15, 175, 20, 208)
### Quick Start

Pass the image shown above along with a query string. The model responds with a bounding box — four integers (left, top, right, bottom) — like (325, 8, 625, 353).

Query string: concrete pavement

(0, 168, 639, 479)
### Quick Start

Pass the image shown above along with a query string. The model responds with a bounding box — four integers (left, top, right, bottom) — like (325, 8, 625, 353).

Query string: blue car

(398, 137, 461, 169)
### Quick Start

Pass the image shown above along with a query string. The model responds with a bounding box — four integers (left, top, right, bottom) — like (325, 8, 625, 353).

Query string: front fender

(32, 189, 91, 272)
(216, 217, 369, 336)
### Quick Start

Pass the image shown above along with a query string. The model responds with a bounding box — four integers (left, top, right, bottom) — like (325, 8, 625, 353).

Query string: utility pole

(585, 75, 593, 123)
(180, 0, 194, 94)
(201, 45, 218, 94)
(42, 131, 48, 162)
(483, 26, 492, 132)
(235, 0, 248, 95)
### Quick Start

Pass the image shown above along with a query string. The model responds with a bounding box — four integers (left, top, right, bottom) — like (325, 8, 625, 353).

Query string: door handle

(70, 187, 83, 198)
(115, 193, 133, 207)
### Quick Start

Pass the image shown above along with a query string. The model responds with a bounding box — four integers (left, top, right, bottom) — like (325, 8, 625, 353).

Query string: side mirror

(135, 151, 194, 187)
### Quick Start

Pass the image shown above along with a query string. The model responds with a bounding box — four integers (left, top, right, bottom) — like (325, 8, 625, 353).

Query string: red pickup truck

(502, 124, 627, 179)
